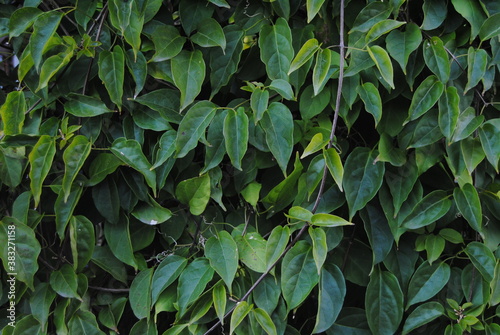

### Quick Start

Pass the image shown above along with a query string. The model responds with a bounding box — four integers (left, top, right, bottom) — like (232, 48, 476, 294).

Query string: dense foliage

(0, 0, 500, 334)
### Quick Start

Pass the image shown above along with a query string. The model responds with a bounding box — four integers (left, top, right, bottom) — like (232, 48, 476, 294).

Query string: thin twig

(88, 286, 130, 293)
(203, 1, 347, 333)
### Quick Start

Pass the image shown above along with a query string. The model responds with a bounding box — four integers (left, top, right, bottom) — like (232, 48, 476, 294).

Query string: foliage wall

(0, 0, 500, 334)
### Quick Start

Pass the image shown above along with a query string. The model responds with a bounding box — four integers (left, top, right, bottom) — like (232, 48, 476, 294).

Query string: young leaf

(259, 18, 294, 81)
(98, 45, 125, 111)
(223, 108, 249, 170)
(175, 174, 211, 216)
(302, 133, 328, 159)
(357, 82, 383, 126)
(62, 135, 91, 202)
(205, 231, 239, 289)
(367, 45, 394, 89)
(323, 147, 344, 191)
(309, 227, 327, 274)
(288, 38, 319, 74)
(306, 0, 326, 22)
(29, 135, 56, 207)
(171, 50, 206, 111)
(0, 91, 26, 135)
(365, 20, 405, 45)
(313, 48, 331, 95)
(310, 213, 353, 228)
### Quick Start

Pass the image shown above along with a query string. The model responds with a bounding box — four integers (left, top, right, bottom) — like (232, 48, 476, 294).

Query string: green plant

(0, 0, 499, 334)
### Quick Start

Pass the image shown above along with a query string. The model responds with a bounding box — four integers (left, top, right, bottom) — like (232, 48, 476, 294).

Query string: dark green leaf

(406, 261, 450, 308)
(205, 231, 238, 289)
(357, 82, 382, 126)
(386, 23, 422, 74)
(64, 94, 114, 117)
(150, 25, 186, 62)
(62, 135, 91, 202)
(402, 302, 444, 334)
(479, 119, 500, 171)
(69, 216, 95, 273)
(451, 0, 487, 41)
(104, 214, 137, 269)
(265, 226, 290, 270)
(9, 7, 42, 38)
(401, 190, 452, 229)
(422, 0, 447, 30)
(223, 108, 249, 170)
(191, 18, 226, 51)
(88, 153, 123, 186)
(98, 45, 125, 110)
(177, 258, 214, 316)
(406, 75, 444, 122)
(365, 20, 405, 45)
(423, 36, 450, 83)
(259, 18, 294, 81)
(151, 255, 187, 304)
(438, 86, 460, 140)
(235, 232, 267, 273)
(171, 50, 206, 111)
(313, 266, 346, 333)
(30, 282, 56, 329)
(176, 174, 211, 215)
(50, 264, 81, 300)
(479, 13, 500, 41)
(129, 268, 153, 319)
(464, 241, 496, 282)
(465, 47, 488, 94)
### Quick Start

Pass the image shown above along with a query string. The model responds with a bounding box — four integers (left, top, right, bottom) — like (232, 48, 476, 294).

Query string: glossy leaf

(360, 204, 393, 266)
(402, 302, 444, 334)
(176, 174, 211, 215)
(311, 213, 353, 228)
(30, 11, 63, 71)
(367, 45, 394, 89)
(401, 190, 452, 230)
(68, 310, 105, 335)
(406, 261, 450, 308)
(312, 266, 346, 333)
(98, 45, 125, 110)
(313, 48, 331, 95)
(62, 135, 91, 202)
(343, 148, 385, 220)
(0, 91, 25, 135)
(302, 133, 328, 159)
(479, 13, 500, 41)
(269, 79, 294, 100)
(30, 282, 56, 329)
(65, 94, 113, 117)
(253, 308, 277, 335)
(324, 147, 344, 191)
(151, 255, 187, 304)
(479, 120, 500, 171)
(357, 82, 382, 126)
(55, 185, 83, 239)
(205, 231, 238, 289)
(259, 18, 294, 81)
(171, 50, 206, 111)
(126, 49, 147, 99)
(422, 0, 447, 30)
(461, 137, 485, 174)
(223, 108, 249, 170)
(29, 135, 56, 207)
(289, 38, 319, 74)
(451, 0, 487, 41)
(177, 258, 214, 316)
(265, 226, 290, 270)
(464, 241, 496, 282)
(386, 23, 422, 74)
(230, 301, 253, 335)
(9, 7, 42, 38)
(365, 20, 405, 44)
(406, 75, 444, 122)
(104, 215, 137, 269)
(129, 268, 153, 319)
(309, 227, 327, 274)
(423, 36, 450, 83)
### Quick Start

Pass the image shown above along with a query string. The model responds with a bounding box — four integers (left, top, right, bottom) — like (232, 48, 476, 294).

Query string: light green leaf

(438, 228, 464, 244)
(312, 266, 346, 333)
(365, 20, 405, 44)
(230, 301, 253, 335)
(311, 213, 353, 228)
(324, 147, 344, 191)
(129, 268, 153, 319)
(29, 135, 56, 207)
(150, 25, 186, 62)
(479, 119, 500, 171)
(235, 232, 267, 273)
(70, 216, 95, 273)
(343, 148, 385, 220)
(110, 137, 156, 195)
(50, 264, 81, 300)
(205, 231, 239, 289)
(289, 38, 319, 74)
(465, 47, 488, 94)
(171, 50, 206, 111)
(490, 261, 500, 306)
(438, 86, 460, 140)
(241, 181, 262, 207)
(259, 18, 294, 81)
(213, 283, 227, 324)
(401, 190, 452, 229)
(423, 36, 450, 83)
(177, 258, 214, 316)
(62, 135, 91, 202)
(367, 45, 394, 89)
(0, 220, 41, 289)
(386, 23, 422, 74)
(30, 11, 63, 71)
(451, 0, 487, 41)
(265, 226, 290, 270)
(406, 261, 450, 308)
(191, 18, 226, 51)
(260, 102, 294, 175)
(176, 101, 217, 158)
(151, 255, 187, 304)
(65, 94, 114, 117)
(9, 7, 42, 38)
(0, 91, 26, 135)
(302, 133, 329, 159)
(313, 48, 331, 95)
(406, 75, 444, 122)
(223, 108, 249, 170)
(365, 268, 403, 335)
(464, 241, 495, 282)
(37, 39, 75, 91)
(479, 13, 500, 41)
(253, 308, 277, 335)
(357, 82, 382, 126)
(402, 302, 444, 334)
(285, 206, 314, 222)
(104, 215, 137, 269)
(175, 174, 211, 215)
(306, 0, 326, 22)
(269, 79, 294, 100)
(309, 227, 327, 274)
(98, 45, 125, 110)
(281, 241, 319, 311)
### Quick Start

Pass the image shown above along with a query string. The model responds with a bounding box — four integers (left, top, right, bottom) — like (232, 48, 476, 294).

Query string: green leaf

(191, 18, 226, 51)
(179, 0, 214, 35)
(265, 226, 290, 270)
(323, 147, 344, 192)
(30, 11, 63, 71)
(30, 282, 56, 329)
(171, 50, 206, 111)
(259, 18, 294, 81)
(55, 185, 83, 240)
(385, 158, 418, 216)
(202, 110, 227, 173)
(68, 310, 105, 335)
(312, 266, 346, 333)
(151, 255, 187, 304)
(235, 232, 267, 273)
(0, 147, 24, 188)
(309, 227, 327, 274)
(91, 246, 127, 284)
(311, 214, 353, 228)
(402, 302, 444, 334)
(461, 137, 485, 174)
(285, 206, 314, 222)
(0, 91, 26, 135)
(129, 268, 153, 319)
(350, 2, 392, 33)
(209, 26, 244, 98)
(289, 38, 319, 74)
(126, 49, 147, 99)
(150, 25, 186, 62)
(213, 282, 227, 324)
(361, 204, 394, 265)
(223, 108, 249, 170)
(422, 0, 447, 30)
(367, 45, 394, 89)
(176, 101, 217, 158)
(64, 94, 114, 117)
(151, 130, 177, 169)
(98, 45, 125, 110)
(37, 39, 75, 91)
(313, 48, 331, 95)
(88, 153, 123, 186)
(281, 241, 319, 311)
(230, 301, 253, 335)
(438, 86, 460, 140)
(490, 261, 500, 306)
(241, 181, 262, 207)
(133, 89, 181, 124)
(50, 264, 81, 300)
(386, 23, 422, 74)
(423, 37, 450, 83)
(62, 135, 91, 202)
(177, 258, 214, 316)
(376, 133, 406, 167)
(465, 47, 488, 94)
(451, 0, 487, 41)
(343, 148, 385, 220)
(253, 275, 281, 315)
(401, 190, 452, 229)
(479, 120, 500, 171)
(0, 220, 41, 289)
(104, 214, 137, 269)
(302, 133, 328, 159)
(365, 268, 403, 335)
(175, 174, 211, 215)
(357, 82, 383, 126)
(306, 0, 326, 22)
(406, 261, 450, 309)
(425, 234, 446, 264)
(464, 241, 496, 282)
(260, 102, 294, 175)
(439, 228, 464, 244)
(110, 137, 156, 195)
(93, 177, 120, 224)
(365, 20, 405, 45)
(269, 79, 295, 100)
(29, 135, 56, 207)
(479, 13, 500, 41)
(205, 231, 238, 289)
(299, 84, 331, 120)
(70, 216, 95, 273)
(9, 7, 42, 38)
(250, 89, 269, 123)
(406, 75, 444, 122)
(450, 107, 484, 143)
